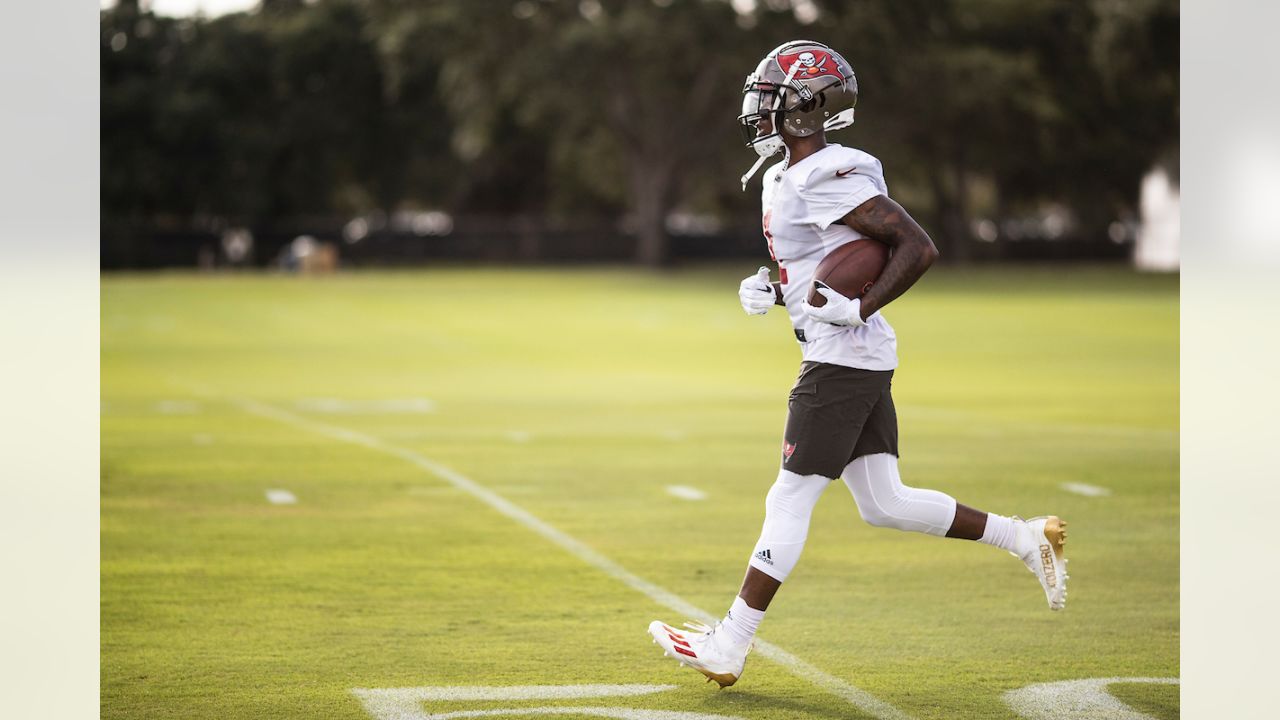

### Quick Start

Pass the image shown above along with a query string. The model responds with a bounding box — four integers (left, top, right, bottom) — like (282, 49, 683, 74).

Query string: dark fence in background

(100, 216, 1133, 270)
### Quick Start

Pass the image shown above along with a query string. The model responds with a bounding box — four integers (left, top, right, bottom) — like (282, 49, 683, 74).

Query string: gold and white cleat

(647, 620, 750, 688)
(1012, 516, 1069, 611)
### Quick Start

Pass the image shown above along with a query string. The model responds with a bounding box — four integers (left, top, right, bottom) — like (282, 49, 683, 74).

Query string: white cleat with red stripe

(647, 620, 751, 688)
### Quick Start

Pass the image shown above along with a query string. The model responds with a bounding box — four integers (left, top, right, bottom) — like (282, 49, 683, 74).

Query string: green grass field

(101, 265, 1179, 719)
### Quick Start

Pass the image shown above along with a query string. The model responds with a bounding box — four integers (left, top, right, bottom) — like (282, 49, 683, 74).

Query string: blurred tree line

(102, 0, 1177, 266)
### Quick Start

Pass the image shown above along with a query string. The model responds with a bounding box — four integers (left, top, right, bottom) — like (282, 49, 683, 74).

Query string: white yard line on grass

(265, 489, 298, 505)
(351, 684, 691, 720)
(354, 685, 676, 702)
(234, 397, 913, 720)
(155, 399, 201, 414)
(1060, 482, 1112, 497)
(665, 485, 707, 501)
(1003, 677, 1178, 720)
(295, 397, 437, 414)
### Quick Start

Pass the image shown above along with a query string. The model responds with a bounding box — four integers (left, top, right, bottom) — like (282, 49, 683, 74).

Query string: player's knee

(753, 471, 829, 582)
(856, 502, 884, 527)
(856, 502, 904, 530)
(853, 483, 919, 531)
(764, 469, 828, 521)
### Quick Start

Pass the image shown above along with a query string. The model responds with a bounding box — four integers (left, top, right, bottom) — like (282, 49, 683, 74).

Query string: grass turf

(101, 265, 1178, 719)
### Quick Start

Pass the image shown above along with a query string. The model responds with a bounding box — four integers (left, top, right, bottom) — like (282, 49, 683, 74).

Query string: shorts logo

(754, 549, 774, 565)
(783, 441, 797, 460)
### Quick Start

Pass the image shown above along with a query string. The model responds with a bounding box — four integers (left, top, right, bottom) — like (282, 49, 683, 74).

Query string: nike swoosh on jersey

(835, 167, 858, 177)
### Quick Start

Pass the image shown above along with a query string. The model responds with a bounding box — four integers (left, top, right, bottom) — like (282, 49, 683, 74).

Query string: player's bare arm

(840, 195, 939, 319)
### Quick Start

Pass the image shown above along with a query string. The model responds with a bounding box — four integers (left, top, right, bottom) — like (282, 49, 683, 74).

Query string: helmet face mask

(739, 85, 783, 158)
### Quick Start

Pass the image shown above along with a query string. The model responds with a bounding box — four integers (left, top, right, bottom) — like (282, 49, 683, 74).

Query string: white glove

(738, 266, 776, 316)
(801, 282, 868, 327)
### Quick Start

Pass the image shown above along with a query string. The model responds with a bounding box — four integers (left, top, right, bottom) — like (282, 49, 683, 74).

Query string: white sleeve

(801, 171, 884, 231)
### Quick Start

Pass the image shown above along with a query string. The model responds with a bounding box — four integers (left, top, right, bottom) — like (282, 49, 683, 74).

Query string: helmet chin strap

(740, 153, 774, 192)
(740, 128, 785, 190)
(740, 57, 804, 191)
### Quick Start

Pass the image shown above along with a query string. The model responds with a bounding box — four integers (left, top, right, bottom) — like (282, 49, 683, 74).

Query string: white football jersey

(761, 144, 898, 371)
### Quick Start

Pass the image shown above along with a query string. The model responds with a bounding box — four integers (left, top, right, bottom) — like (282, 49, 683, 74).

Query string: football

(807, 238, 890, 306)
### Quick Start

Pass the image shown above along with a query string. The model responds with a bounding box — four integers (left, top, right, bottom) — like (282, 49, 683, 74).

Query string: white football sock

(748, 469, 831, 582)
(841, 453, 957, 536)
(978, 513, 1019, 552)
(720, 596, 765, 646)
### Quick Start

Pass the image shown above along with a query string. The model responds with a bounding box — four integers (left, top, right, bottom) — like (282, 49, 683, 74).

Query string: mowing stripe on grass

(235, 397, 913, 720)
(901, 404, 1177, 440)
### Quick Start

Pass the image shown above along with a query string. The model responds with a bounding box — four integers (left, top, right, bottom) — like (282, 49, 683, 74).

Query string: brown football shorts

(780, 361, 899, 478)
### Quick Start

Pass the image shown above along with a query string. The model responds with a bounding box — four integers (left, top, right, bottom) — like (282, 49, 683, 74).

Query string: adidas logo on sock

(754, 549, 773, 565)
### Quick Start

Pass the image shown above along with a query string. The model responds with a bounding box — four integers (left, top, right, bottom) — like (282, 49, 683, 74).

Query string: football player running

(648, 41, 1069, 689)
